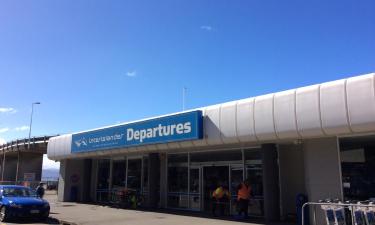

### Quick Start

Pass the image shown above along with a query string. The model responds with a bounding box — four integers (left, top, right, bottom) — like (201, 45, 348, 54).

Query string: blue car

(0, 185, 50, 222)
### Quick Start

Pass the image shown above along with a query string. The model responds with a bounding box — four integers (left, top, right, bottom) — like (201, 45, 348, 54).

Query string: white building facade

(48, 73, 375, 223)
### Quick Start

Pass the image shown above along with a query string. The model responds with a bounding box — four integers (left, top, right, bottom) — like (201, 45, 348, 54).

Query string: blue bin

(70, 186, 78, 202)
(296, 193, 309, 225)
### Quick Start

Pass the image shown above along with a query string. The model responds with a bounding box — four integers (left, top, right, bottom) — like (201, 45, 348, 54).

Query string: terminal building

(47, 72, 375, 223)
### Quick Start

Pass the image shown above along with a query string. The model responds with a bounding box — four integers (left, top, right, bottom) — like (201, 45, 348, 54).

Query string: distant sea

(42, 168, 59, 181)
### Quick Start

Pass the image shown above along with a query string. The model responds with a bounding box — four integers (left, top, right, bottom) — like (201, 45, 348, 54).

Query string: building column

(148, 153, 160, 208)
(90, 159, 98, 202)
(57, 159, 86, 202)
(58, 160, 68, 202)
(82, 159, 92, 202)
(303, 137, 342, 225)
(278, 144, 306, 220)
(159, 153, 167, 208)
(261, 144, 280, 222)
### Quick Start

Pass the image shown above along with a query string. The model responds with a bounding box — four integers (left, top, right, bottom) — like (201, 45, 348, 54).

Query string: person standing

(237, 179, 251, 218)
(212, 183, 230, 216)
(36, 182, 45, 198)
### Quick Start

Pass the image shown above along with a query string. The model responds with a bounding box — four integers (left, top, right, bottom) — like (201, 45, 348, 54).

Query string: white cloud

(0, 138, 6, 144)
(126, 70, 137, 77)
(43, 155, 60, 169)
(14, 126, 29, 131)
(0, 128, 9, 133)
(0, 107, 17, 114)
(200, 25, 214, 31)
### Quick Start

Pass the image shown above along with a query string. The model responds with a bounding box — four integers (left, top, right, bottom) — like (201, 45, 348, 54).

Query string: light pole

(28, 102, 40, 149)
(182, 87, 187, 111)
(17, 102, 40, 182)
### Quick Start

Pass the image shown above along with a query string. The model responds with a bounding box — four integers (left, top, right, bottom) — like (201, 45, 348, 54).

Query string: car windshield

(2, 187, 36, 197)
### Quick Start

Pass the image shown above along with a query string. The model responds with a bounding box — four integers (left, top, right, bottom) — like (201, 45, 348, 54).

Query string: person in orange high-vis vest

(237, 180, 251, 218)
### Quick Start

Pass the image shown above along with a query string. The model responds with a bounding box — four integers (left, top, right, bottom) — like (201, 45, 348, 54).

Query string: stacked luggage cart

(302, 199, 375, 225)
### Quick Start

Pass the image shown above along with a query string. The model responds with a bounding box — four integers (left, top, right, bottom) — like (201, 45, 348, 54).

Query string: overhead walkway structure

(0, 135, 57, 183)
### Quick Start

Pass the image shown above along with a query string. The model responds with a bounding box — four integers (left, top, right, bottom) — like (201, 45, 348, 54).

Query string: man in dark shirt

(36, 182, 45, 198)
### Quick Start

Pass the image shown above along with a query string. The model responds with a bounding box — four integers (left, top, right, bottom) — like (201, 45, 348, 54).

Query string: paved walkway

(49, 195, 265, 225)
(5, 193, 291, 225)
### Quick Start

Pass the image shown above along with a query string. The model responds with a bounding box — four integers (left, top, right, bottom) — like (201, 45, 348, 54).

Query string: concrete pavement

(49, 196, 264, 225)
(4, 192, 291, 225)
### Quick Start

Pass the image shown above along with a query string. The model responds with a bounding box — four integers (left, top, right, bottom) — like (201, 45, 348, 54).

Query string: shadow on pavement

(5, 217, 60, 224)
(100, 203, 267, 224)
(154, 208, 266, 224)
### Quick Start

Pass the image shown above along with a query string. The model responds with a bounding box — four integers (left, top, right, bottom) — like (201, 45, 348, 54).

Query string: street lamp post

(17, 102, 40, 182)
(28, 102, 40, 149)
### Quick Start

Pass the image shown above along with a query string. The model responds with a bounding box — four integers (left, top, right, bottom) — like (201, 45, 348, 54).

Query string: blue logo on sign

(71, 110, 203, 153)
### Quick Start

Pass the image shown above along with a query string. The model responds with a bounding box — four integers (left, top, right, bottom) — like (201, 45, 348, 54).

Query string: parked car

(0, 185, 50, 222)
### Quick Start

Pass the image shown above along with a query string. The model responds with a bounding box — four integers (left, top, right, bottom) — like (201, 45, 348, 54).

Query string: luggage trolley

(333, 200, 346, 225)
(302, 200, 375, 225)
(318, 199, 347, 225)
(320, 199, 346, 225)
(356, 201, 375, 225)
(347, 201, 368, 225)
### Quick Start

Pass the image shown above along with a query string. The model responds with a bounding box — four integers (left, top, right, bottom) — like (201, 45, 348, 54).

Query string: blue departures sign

(71, 110, 203, 153)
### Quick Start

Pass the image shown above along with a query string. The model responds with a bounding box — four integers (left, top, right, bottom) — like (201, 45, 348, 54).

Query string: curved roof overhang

(47, 72, 375, 161)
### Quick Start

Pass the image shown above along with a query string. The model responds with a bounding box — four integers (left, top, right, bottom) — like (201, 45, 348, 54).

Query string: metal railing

(302, 201, 375, 225)
(95, 188, 145, 208)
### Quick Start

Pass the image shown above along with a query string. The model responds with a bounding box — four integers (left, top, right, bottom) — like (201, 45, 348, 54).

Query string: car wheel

(0, 206, 8, 222)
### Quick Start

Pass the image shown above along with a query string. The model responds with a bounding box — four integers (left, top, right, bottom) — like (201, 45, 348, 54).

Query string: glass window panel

(97, 159, 110, 189)
(189, 168, 200, 211)
(244, 148, 263, 217)
(127, 159, 142, 190)
(168, 166, 188, 192)
(168, 154, 188, 166)
(111, 159, 126, 190)
(190, 150, 242, 163)
(167, 195, 188, 208)
(189, 168, 200, 193)
(340, 136, 375, 201)
(167, 154, 188, 209)
(96, 159, 110, 202)
(245, 165, 264, 216)
(244, 148, 262, 163)
(230, 167, 243, 215)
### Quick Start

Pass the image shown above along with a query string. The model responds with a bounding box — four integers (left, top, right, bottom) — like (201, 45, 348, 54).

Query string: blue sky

(0, 1, 374, 168)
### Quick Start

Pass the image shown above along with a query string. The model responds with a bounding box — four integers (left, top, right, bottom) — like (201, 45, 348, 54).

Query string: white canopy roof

(47, 72, 375, 160)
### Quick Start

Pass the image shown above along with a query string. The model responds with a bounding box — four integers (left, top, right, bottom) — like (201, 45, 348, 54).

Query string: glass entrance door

(230, 166, 243, 215)
(189, 167, 201, 211)
(246, 164, 264, 216)
(127, 158, 142, 191)
(203, 166, 229, 214)
(96, 159, 110, 202)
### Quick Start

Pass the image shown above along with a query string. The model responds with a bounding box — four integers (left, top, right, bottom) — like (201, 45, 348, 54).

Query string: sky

(0, 0, 374, 169)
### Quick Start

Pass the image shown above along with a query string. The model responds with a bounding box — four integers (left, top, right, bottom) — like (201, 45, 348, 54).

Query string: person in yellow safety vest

(211, 184, 230, 216)
(237, 179, 252, 218)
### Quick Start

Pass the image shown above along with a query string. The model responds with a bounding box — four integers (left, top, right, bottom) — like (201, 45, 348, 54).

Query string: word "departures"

(127, 122, 191, 143)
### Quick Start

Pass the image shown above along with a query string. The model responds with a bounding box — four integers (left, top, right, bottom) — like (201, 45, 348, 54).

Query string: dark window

(127, 158, 142, 190)
(340, 136, 375, 200)
(97, 159, 110, 189)
(112, 159, 126, 189)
